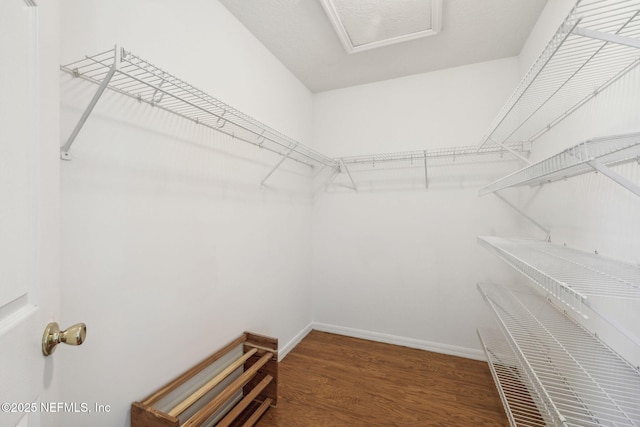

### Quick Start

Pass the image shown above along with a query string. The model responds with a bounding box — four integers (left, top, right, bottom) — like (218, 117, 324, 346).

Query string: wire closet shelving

(61, 46, 532, 186)
(478, 236, 640, 318)
(477, 0, 640, 151)
(478, 328, 557, 427)
(60, 46, 340, 183)
(479, 132, 640, 196)
(332, 142, 530, 191)
(477, 283, 640, 427)
(339, 143, 530, 167)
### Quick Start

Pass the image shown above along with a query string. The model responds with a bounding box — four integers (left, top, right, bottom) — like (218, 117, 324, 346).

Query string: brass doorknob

(42, 322, 87, 356)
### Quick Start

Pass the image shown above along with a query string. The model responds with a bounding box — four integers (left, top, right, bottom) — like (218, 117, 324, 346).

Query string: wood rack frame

(131, 332, 278, 427)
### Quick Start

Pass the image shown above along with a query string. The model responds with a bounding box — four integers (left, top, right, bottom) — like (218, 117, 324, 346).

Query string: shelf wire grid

(61, 47, 339, 169)
(478, 283, 640, 427)
(478, 0, 640, 149)
(479, 132, 640, 195)
(478, 328, 556, 426)
(338, 143, 530, 168)
(478, 236, 640, 318)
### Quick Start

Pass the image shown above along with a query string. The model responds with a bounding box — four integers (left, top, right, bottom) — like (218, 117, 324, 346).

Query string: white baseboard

(279, 322, 313, 361)
(311, 322, 486, 361)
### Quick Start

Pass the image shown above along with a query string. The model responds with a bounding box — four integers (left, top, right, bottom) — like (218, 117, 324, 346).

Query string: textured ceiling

(321, 0, 439, 52)
(219, 0, 549, 93)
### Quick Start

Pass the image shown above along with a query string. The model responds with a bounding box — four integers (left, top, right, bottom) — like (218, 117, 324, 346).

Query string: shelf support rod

(565, 24, 640, 50)
(60, 49, 120, 161)
(313, 164, 327, 179)
(319, 168, 340, 195)
(493, 193, 551, 239)
(423, 151, 428, 190)
(60, 65, 117, 160)
(341, 160, 358, 192)
(587, 160, 640, 198)
(260, 144, 297, 187)
(491, 140, 532, 164)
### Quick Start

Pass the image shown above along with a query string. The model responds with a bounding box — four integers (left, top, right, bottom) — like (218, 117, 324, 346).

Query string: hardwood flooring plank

(256, 331, 508, 426)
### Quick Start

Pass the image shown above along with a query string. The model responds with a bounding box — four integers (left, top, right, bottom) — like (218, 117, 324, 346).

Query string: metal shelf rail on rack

(479, 132, 640, 197)
(477, 283, 640, 427)
(477, 236, 640, 342)
(473, 2, 640, 424)
(477, 0, 640, 152)
(61, 47, 532, 188)
(61, 46, 534, 189)
(334, 143, 530, 191)
(60, 46, 340, 185)
(477, 328, 550, 427)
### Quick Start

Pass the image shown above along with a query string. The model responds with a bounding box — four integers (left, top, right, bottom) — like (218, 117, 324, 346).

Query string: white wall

(56, 1, 640, 425)
(59, 1, 314, 426)
(510, 0, 640, 365)
(311, 58, 529, 358)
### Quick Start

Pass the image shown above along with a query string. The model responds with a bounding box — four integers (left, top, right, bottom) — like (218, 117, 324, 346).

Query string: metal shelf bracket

(60, 46, 339, 177)
(588, 160, 640, 198)
(260, 144, 297, 187)
(60, 47, 120, 160)
(491, 139, 532, 164)
(564, 22, 640, 50)
(477, 1, 640, 150)
(340, 160, 358, 192)
(423, 151, 428, 190)
(493, 193, 551, 240)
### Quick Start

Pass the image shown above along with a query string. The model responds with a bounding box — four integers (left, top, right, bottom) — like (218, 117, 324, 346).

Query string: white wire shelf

(60, 46, 340, 172)
(478, 328, 558, 426)
(479, 132, 640, 195)
(331, 143, 531, 191)
(478, 283, 640, 427)
(478, 236, 640, 318)
(478, 0, 640, 150)
(339, 142, 530, 167)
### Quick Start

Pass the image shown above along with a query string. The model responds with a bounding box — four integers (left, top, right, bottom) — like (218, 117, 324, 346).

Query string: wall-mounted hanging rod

(477, 0, 640, 150)
(60, 46, 340, 173)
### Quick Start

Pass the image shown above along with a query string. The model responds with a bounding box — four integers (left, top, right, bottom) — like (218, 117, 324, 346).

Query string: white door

(1, 1, 59, 426)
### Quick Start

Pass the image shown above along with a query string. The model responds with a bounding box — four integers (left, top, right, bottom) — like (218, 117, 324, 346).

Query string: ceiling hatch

(320, 0, 443, 54)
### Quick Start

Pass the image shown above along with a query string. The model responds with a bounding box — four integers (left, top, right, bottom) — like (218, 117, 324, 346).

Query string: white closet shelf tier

(60, 46, 339, 170)
(478, 236, 640, 316)
(478, 328, 559, 426)
(478, 283, 640, 427)
(339, 142, 530, 167)
(477, 0, 640, 150)
(479, 132, 640, 195)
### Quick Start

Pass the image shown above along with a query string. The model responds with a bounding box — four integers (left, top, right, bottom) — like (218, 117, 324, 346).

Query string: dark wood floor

(256, 330, 509, 426)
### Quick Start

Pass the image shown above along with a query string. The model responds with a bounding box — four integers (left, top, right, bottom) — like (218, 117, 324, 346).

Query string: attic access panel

(320, 0, 442, 54)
